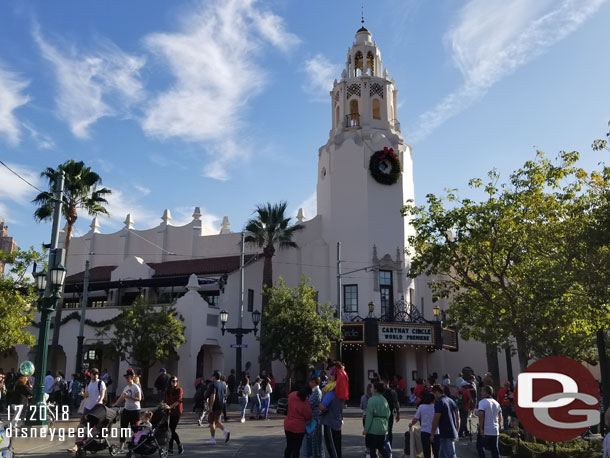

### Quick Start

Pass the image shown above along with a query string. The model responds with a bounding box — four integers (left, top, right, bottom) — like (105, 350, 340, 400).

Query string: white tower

(317, 24, 415, 319)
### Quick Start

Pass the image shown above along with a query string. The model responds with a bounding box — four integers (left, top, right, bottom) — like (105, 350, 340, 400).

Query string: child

(133, 411, 153, 444)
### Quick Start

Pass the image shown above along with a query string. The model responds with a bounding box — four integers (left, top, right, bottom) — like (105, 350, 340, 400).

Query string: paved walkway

(3, 406, 481, 457)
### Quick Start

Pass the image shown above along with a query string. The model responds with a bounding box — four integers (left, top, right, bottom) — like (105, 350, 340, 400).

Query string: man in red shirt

(456, 378, 473, 438)
(497, 381, 513, 430)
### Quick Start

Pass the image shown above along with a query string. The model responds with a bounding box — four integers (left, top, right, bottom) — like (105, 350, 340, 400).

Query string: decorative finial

(220, 216, 231, 234)
(296, 208, 306, 223)
(161, 209, 172, 225)
(90, 217, 100, 233)
(192, 207, 202, 220)
(124, 213, 135, 230)
(361, 6, 365, 26)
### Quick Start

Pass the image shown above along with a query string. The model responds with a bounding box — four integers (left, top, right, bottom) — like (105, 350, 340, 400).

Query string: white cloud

(0, 162, 41, 223)
(141, 0, 299, 180)
(33, 27, 146, 139)
(409, 0, 608, 143)
(0, 64, 30, 144)
(101, 188, 159, 230)
(293, 191, 317, 221)
(134, 185, 151, 196)
(303, 53, 341, 102)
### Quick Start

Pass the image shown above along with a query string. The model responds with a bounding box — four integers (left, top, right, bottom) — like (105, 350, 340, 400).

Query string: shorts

(208, 410, 222, 424)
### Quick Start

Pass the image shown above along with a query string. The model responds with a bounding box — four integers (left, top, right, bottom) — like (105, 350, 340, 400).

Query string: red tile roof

(65, 254, 258, 284)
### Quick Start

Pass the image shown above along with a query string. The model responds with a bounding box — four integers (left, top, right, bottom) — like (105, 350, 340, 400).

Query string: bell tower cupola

(329, 23, 401, 137)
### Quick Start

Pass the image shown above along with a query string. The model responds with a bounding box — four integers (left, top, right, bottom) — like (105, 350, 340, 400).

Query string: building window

(343, 284, 358, 313)
(372, 99, 381, 119)
(199, 290, 220, 307)
(354, 51, 363, 76)
(247, 289, 254, 312)
(366, 51, 375, 76)
(335, 105, 340, 126)
(379, 270, 393, 319)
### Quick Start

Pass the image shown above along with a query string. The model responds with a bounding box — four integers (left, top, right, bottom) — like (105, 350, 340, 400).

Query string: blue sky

(1, 0, 610, 254)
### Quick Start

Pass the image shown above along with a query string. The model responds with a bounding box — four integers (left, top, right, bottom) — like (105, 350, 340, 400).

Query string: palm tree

(244, 202, 304, 372)
(33, 159, 111, 371)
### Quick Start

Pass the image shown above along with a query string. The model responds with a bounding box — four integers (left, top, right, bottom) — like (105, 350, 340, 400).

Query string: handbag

(78, 399, 86, 415)
(306, 419, 317, 435)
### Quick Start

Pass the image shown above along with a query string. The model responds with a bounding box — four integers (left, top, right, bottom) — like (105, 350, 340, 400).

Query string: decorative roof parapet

(192, 207, 202, 221)
(296, 208, 306, 223)
(89, 217, 100, 234)
(161, 209, 172, 225)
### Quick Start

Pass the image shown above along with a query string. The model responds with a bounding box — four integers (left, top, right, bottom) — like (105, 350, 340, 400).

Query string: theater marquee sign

(378, 324, 435, 345)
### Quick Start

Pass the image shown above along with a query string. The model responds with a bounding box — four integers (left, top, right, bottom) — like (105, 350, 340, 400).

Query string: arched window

(354, 51, 363, 77)
(372, 99, 381, 120)
(348, 99, 359, 127)
(366, 51, 375, 76)
(335, 105, 340, 126)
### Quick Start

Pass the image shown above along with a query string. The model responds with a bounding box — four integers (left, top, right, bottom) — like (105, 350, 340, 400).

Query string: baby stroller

(75, 404, 121, 457)
(0, 421, 14, 458)
(126, 408, 171, 458)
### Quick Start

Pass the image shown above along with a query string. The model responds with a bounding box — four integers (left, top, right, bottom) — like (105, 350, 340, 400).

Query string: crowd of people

(0, 364, 517, 458)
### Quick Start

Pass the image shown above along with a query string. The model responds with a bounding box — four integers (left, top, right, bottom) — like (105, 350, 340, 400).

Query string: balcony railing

(345, 113, 360, 128)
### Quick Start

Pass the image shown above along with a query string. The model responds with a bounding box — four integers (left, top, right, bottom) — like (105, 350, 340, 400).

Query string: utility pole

(31, 171, 65, 425)
(75, 260, 90, 375)
(237, 232, 245, 377)
(336, 242, 343, 362)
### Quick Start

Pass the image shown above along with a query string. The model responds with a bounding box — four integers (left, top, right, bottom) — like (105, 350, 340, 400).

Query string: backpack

(456, 388, 465, 411)
(468, 385, 477, 410)
(237, 384, 245, 397)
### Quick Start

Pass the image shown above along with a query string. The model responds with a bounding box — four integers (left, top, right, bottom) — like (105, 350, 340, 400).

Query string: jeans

(323, 425, 341, 458)
(239, 397, 248, 419)
(365, 434, 389, 458)
(387, 414, 394, 446)
(284, 431, 305, 458)
(119, 409, 140, 444)
(168, 414, 181, 449)
(459, 410, 469, 436)
(259, 397, 270, 419)
(438, 438, 456, 458)
(420, 432, 439, 458)
(500, 406, 511, 430)
(250, 395, 261, 414)
(476, 434, 499, 458)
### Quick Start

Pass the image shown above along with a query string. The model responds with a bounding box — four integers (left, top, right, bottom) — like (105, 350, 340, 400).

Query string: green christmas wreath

(369, 147, 401, 185)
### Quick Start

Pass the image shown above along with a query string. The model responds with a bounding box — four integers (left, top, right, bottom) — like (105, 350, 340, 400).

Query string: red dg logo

(515, 356, 600, 442)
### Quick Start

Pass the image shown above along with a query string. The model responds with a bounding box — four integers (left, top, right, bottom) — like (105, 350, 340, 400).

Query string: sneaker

(178, 444, 184, 455)
(205, 438, 216, 445)
(223, 429, 230, 443)
(240, 417, 245, 423)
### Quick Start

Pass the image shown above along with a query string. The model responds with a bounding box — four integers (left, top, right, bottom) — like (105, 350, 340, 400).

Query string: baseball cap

(159, 368, 166, 372)
(213, 370, 221, 379)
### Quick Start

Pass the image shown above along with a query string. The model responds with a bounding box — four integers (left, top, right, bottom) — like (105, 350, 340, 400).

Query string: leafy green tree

(99, 296, 185, 391)
(244, 202, 304, 370)
(33, 159, 111, 369)
(0, 247, 46, 352)
(402, 151, 607, 371)
(261, 277, 341, 391)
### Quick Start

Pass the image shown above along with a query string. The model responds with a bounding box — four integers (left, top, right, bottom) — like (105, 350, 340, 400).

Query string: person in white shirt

(409, 393, 439, 458)
(114, 368, 142, 450)
(476, 385, 502, 458)
(68, 368, 106, 454)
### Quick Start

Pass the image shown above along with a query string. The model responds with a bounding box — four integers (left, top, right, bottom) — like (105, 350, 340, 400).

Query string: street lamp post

(368, 301, 375, 317)
(30, 172, 65, 426)
(220, 309, 261, 377)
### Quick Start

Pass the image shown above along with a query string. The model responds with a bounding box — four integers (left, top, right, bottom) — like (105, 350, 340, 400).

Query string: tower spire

(361, 6, 365, 27)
